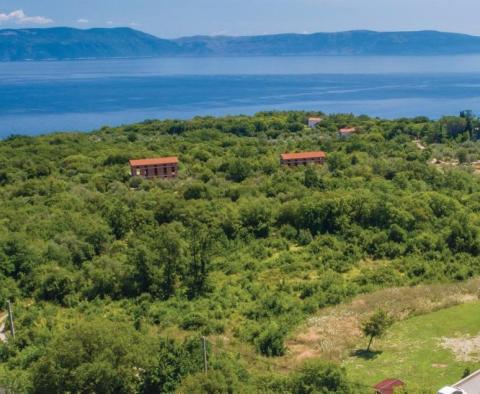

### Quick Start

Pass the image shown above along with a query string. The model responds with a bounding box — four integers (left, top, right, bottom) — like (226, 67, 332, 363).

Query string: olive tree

(362, 309, 393, 352)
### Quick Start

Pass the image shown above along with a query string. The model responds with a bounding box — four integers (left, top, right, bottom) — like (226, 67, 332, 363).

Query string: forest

(0, 111, 480, 393)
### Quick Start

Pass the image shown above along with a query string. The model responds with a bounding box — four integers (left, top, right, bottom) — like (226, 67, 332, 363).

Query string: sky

(1, 0, 480, 38)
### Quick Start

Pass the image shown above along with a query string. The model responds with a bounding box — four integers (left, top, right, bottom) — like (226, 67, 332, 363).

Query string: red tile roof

(373, 379, 405, 394)
(281, 151, 326, 160)
(308, 117, 323, 121)
(339, 127, 357, 133)
(129, 157, 178, 166)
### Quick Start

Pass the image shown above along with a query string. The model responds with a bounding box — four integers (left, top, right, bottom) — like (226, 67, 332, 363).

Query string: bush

(290, 360, 354, 393)
(297, 229, 313, 245)
(255, 322, 286, 357)
(177, 370, 241, 394)
(0, 277, 21, 308)
(280, 224, 298, 240)
(225, 159, 252, 182)
(184, 183, 209, 200)
(31, 318, 153, 394)
(129, 176, 143, 188)
(33, 264, 77, 305)
(142, 338, 202, 393)
(180, 313, 208, 331)
(240, 200, 272, 238)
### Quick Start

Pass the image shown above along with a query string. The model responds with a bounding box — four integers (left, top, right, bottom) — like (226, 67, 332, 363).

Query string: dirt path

(414, 139, 427, 150)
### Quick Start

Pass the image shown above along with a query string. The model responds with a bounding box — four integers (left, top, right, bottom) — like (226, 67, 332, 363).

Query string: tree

(129, 223, 187, 299)
(0, 235, 38, 281)
(457, 148, 469, 164)
(446, 216, 480, 255)
(183, 182, 208, 200)
(141, 338, 202, 393)
(440, 116, 467, 139)
(186, 221, 216, 298)
(33, 263, 76, 304)
(176, 369, 246, 394)
(225, 159, 252, 182)
(156, 223, 187, 299)
(31, 319, 153, 394)
(239, 199, 272, 238)
(106, 202, 131, 240)
(291, 360, 353, 394)
(287, 121, 304, 133)
(83, 256, 130, 299)
(327, 152, 349, 172)
(130, 244, 153, 295)
(362, 310, 393, 352)
(304, 166, 319, 188)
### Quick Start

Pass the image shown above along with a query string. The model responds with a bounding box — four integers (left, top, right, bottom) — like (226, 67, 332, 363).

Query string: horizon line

(1, 26, 478, 40)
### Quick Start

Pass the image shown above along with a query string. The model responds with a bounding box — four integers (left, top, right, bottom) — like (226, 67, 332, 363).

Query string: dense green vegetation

(1, 111, 480, 392)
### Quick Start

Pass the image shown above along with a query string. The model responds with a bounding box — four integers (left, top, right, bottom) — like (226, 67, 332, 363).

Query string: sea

(2, 55, 480, 137)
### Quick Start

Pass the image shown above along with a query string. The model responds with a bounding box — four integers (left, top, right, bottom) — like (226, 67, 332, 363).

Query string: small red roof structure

(308, 117, 323, 128)
(129, 157, 178, 167)
(339, 127, 357, 133)
(373, 379, 405, 394)
(281, 151, 326, 161)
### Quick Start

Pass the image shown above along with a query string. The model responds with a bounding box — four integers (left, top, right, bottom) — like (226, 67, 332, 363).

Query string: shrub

(297, 229, 313, 245)
(280, 224, 298, 240)
(225, 159, 252, 182)
(290, 360, 354, 393)
(254, 322, 286, 357)
(31, 319, 153, 394)
(184, 183, 208, 200)
(177, 370, 241, 394)
(33, 264, 77, 305)
(180, 313, 208, 331)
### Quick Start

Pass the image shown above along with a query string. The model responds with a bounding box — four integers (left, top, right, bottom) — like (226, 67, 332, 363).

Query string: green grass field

(343, 302, 480, 392)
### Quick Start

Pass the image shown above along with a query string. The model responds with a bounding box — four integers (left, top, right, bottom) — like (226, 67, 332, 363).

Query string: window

(136, 168, 141, 176)
(154, 167, 158, 176)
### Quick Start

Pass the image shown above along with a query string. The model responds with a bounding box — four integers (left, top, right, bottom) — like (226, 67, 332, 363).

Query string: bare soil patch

(441, 335, 480, 362)
(414, 139, 426, 150)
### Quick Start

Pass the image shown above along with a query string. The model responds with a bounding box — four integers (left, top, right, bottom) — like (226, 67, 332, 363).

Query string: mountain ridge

(2, 27, 480, 60)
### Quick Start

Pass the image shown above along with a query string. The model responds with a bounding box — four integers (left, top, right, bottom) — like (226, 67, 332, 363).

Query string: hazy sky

(0, 0, 479, 38)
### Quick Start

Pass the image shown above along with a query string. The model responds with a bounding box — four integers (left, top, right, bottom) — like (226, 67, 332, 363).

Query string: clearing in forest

(342, 302, 480, 392)
(282, 279, 480, 391)
(286, 279, 480, 364)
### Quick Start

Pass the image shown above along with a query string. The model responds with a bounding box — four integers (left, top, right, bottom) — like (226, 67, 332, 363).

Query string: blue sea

(2, 55, 480, 137)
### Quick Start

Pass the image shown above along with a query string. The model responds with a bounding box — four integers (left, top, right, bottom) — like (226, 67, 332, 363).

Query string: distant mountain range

(3, 27, 480, 61)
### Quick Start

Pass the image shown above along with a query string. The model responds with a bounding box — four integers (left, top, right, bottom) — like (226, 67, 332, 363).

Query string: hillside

(3, 28, 480, 60)
(174, 30, 480, 56)
(0, 27, 181, 61)
(1, 112, 480, 392)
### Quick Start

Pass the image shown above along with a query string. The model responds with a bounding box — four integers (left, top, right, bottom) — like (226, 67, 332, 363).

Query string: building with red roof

(308, 117, 323, 129)
(129, 157, 179, 179)
(373, 379, 405, 394)
(339, 127, 358, 138)
(280, 151, 326, 166)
